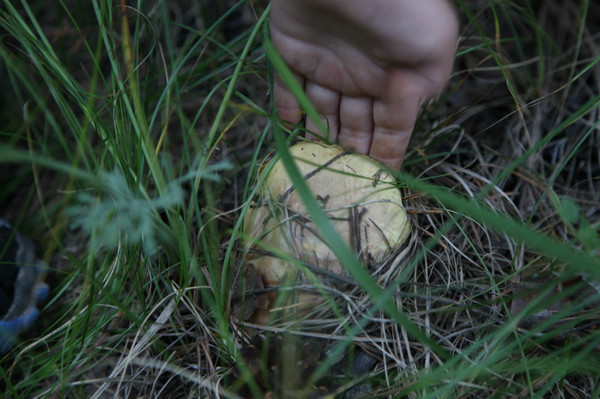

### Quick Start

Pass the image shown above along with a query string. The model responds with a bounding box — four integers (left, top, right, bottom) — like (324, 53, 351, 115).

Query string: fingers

(304, 82, 340, 141)
(370, 95, 420, 169)
(369, 126, 411, 170)
(275, 73, 419, 170)
(274, 75, 341, 142)
(273, 72, 304, 125)
(338, 96, 373, 154)
(337, 93, 418, 169)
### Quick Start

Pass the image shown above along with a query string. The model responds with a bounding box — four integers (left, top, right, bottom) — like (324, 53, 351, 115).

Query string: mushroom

(243, 141, 410, 322)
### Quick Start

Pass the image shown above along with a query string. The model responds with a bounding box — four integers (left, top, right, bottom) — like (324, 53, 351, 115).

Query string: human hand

(270, 0, 459, 169)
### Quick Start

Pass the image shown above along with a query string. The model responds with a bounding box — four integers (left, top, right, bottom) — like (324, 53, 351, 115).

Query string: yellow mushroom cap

(244, 141, 410, 290)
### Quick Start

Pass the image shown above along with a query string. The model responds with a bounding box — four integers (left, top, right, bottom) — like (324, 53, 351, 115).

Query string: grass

(1, 0, 599, 397)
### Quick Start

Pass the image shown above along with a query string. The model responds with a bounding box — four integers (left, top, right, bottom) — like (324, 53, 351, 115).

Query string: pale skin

(270, 0, 459, 169)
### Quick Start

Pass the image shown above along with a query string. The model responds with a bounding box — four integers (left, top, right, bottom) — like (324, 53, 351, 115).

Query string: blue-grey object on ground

(0, 219, 49, 354)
